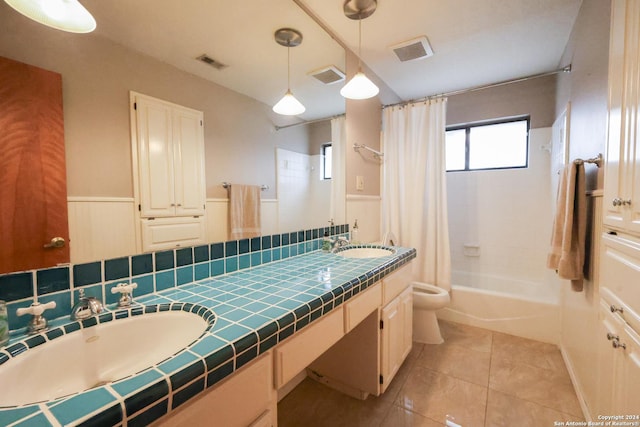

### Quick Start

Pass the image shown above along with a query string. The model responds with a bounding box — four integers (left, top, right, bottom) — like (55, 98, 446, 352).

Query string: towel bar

(573, 153, 603, 168)
(222, 182, 269, 191)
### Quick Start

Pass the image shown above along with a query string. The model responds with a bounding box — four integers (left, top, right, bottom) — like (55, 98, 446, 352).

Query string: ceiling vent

(308, 65, 345, 85)
(390, 36, 434, 62)
(196, 54, 228, 70)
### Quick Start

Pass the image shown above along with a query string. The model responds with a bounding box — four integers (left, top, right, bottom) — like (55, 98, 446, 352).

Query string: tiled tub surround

(0, 242, 416, 426)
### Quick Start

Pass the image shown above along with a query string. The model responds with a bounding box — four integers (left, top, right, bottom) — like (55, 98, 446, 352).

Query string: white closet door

(173, 107, 205, 216)
(136, 98, 176, 218)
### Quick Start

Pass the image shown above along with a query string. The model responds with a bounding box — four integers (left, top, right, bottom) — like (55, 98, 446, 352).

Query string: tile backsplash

(0, 225, 348, 332)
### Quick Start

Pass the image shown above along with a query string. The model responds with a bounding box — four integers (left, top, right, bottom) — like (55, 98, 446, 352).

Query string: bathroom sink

(0, 307, 210, 406)
(335, 246, 395, 259)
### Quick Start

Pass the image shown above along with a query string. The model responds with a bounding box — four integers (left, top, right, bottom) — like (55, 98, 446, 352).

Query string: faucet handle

(111, 282, 137, 295)
(16, 301, 56, 318)
(111, 282, 138, 308)
(16, 301, 56, 334)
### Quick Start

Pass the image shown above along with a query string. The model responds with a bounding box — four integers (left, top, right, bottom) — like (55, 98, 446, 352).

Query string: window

(446, 117, 529, 171)
(322, 143, 332, 179)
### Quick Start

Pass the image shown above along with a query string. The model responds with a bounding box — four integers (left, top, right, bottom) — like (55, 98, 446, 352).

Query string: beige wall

(308, 120, 332, 154)
(0, 2, 312, 201)
(555, 0, 611, 192)
(447, 74, 557, 129)
(344, 51, 383, 197)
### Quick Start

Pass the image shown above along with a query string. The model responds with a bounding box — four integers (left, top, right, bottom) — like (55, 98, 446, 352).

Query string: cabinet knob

(606, 332, 619, 341)
(610, 305, 624, 314)
(623, 199, 632, 206)
(612, 339, 627, 350)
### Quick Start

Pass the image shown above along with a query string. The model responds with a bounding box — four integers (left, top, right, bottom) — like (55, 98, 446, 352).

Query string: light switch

(356, 175, 364, 191)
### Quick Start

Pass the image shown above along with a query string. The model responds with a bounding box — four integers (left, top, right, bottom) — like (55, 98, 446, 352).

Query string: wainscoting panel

(67, 197, 137, 264)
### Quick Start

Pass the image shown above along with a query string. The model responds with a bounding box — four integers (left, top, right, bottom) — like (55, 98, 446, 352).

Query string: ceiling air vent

(390, 36, 434, 62)
(196, 54, 228, 70)
(309, 65, 345, 85)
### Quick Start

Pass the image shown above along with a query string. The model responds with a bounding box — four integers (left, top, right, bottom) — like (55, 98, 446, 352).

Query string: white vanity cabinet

(597, 232, 640, 415)
(308, 262, 414, 397)
(130, 92, 206, 251)
(603, 0, 640, 235)
(595, 298, 640, 416)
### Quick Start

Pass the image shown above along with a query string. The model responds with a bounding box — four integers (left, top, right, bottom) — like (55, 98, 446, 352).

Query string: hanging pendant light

(4, 0, 96, 33)
(273, 28, 305, 116)
(341, 0, 379, 100)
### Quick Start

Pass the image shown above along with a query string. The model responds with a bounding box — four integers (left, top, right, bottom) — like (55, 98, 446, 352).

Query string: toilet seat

(412, 282, 450, 309)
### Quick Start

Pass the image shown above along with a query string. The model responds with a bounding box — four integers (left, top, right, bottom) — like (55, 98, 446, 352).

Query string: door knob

(44, 237, 65, 249)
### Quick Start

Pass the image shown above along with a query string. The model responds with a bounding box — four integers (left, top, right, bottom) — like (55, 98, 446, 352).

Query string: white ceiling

(81, 0, 582, 121)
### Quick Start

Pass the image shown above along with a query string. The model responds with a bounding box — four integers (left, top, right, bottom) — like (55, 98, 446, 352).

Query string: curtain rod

(382, 65, 572, 110)
(275, 65, 571, 130)
(274, 113, 345, 131)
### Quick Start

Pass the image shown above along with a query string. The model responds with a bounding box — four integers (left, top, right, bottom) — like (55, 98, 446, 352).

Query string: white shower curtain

(330, 116, 346, 225)
(381, 98, 451, 290)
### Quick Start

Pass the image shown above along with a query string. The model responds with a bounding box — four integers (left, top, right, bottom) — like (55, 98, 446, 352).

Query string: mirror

(0, 0, 346, 271)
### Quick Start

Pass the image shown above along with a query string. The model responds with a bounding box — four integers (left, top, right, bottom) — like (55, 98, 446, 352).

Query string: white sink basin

(0, 308, 209, 406)
(335, 247, 395, 259)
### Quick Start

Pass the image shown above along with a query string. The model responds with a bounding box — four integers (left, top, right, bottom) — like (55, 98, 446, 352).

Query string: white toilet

(412, 282, 450, 344)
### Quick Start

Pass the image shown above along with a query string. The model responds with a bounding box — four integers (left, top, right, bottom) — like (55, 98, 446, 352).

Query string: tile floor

(278, 320, 584, 427)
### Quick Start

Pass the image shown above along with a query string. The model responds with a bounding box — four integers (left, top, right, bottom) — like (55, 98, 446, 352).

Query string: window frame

(446, 116, 530, 172)
(321, 143, 332, 180)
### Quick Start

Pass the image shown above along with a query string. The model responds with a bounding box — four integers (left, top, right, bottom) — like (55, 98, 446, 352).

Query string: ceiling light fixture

(340, 0, 379, 100)
(4, 0, 96, 33)
(273, 28, 305, 116)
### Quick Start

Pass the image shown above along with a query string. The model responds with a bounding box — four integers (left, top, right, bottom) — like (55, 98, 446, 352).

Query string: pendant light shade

(273, 90, 306, 116)
(340, 70, 379, 99)
(273, 28, 305, 116)
(4, 0, 96, 33)
(341, 0, 379, 100)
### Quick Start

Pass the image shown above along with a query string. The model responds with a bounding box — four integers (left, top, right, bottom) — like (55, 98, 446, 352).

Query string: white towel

(547, 162, 586, 291)
(228, 184, 261, 240)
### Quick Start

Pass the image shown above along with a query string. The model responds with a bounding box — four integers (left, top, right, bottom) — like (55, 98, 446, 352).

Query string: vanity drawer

(382, 263, 413, 305)
(344, 282, 382, 333)
(274, 308, 344, 389)
(155, 351, 274, 427)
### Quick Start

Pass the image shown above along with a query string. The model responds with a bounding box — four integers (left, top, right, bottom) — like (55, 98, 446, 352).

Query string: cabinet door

(596, 300, 622, 415)
(399, 286, 413, 362)
(619, 325, 640, 414)
(380, 296, 403, 392)
(136, 97, 176, 218)
(172, 107, 205, 216)
(604, 0, 640, 234)
(622, 0, 640, 235)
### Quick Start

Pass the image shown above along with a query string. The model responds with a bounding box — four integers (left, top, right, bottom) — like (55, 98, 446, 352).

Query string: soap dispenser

(322, 229, 332, 252)
(352, 219, 360, 244)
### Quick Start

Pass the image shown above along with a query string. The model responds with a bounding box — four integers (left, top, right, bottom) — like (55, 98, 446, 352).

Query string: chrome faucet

(331, 236, 350, 250)
(70, 289, 104, 321)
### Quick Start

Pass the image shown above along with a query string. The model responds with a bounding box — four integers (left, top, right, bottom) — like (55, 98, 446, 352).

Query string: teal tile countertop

(0, 245, 416, 426)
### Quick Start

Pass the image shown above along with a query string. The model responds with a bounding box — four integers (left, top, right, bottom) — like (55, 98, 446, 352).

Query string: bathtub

(436, 271, 561, 344)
